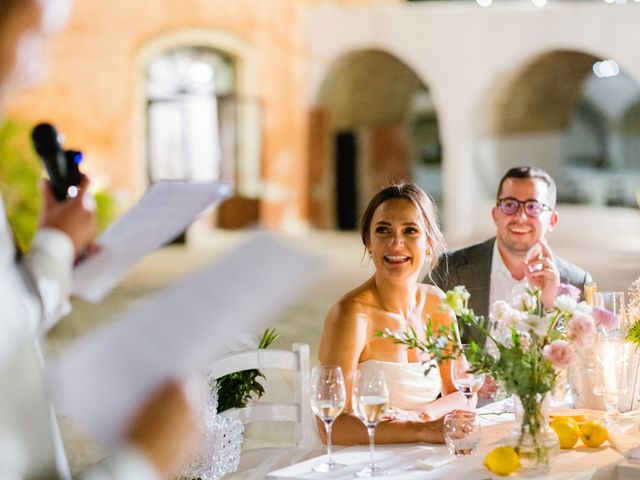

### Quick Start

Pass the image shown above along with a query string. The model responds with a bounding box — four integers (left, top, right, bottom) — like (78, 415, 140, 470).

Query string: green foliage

(216, 327, 280, 413)
(627, 320, 640, 346)
(0, 119, 42, 251)
(0, 119, 117, 250)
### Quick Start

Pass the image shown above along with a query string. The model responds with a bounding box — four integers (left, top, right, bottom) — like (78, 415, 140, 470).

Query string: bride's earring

(368, 250, 373, 258)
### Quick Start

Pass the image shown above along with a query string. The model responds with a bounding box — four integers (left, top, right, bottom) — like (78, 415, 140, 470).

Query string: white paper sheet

(72, 180, 232, 303)
(50, 233, 322, 447)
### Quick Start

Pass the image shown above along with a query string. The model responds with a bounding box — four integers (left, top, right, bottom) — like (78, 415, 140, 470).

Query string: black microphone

(31, 123, 83, 201)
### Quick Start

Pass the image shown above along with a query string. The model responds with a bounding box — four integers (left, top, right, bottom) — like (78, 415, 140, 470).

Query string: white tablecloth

(267, 406, 639, 480)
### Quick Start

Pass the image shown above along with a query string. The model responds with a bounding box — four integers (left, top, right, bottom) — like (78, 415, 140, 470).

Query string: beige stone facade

(6, 0, 640, 242)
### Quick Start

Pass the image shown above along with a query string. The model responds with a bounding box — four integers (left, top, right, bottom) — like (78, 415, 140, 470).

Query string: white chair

(209, 342, 315, 477)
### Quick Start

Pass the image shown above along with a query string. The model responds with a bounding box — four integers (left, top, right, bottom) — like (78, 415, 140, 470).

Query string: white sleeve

(80, 446, 160, 480)
(20, 228, 74, 331)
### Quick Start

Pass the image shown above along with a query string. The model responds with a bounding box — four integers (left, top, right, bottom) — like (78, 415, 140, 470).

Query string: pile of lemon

(550, 415, 608, 449)
(483, 416, 609, 476)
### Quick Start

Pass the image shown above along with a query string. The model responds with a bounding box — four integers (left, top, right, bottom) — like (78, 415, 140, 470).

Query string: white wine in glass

(352, 370, 389, 477)
(451, 345, 484, 410)
(310, 365, 347, 472)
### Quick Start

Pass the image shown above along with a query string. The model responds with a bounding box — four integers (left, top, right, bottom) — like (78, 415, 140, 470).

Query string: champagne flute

(310, 365, 347, 472)
(352, 369, 389, 477)
(451, 345, 484, 410)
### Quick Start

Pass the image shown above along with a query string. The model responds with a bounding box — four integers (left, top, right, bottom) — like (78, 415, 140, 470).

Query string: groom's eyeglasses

(497, 198, 552, 218)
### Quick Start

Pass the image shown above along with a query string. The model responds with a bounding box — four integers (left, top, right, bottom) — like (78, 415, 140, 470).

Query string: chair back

(210, 342, 312, 448)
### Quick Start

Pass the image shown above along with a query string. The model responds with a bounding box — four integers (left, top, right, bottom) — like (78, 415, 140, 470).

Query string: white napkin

(608, 431, 640, 459)
(415, 456, 454, 470)
(414, 447, 455, 470)
(608, 411, 640, 458)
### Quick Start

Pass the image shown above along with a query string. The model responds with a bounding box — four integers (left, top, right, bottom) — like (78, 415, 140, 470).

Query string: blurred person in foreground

(318, 183, 471, 445)
(0, 0, 200, 478)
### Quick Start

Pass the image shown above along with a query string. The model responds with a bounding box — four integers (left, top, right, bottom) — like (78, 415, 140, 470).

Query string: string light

(593, 60, 620, 78)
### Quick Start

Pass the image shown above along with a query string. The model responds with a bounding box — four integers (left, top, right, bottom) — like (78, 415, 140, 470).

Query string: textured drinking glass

(596, 291, 627, 337)
(444, 411, 481, 456)
(594, 337, 628, 432)
(310, 365, 347, 472)
(352, 369, 389, 477)
(451, 345, 484, 410)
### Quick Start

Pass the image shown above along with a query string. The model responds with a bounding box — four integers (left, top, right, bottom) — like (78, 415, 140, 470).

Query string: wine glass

(310, 365, 347, 472)
(451, 345, 484, 410)
(352, 369, 389, 477)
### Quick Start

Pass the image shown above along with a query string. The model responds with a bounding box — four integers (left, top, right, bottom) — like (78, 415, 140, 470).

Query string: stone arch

(309, 48, 441, 230)
(474, 48, 640, 211)
(133, 29, 260, 199)
(487, 50, 599, 136)
(620, 99, 640, 136)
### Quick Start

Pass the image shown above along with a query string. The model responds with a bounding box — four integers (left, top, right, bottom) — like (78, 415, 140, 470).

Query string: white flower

(554, 295, 578, 315)
(517, 313, 551, 337)
(512, 293, 536, 312)
(490, 300, 510, 321)
(502, 308, 526, 328)
(574, 302, 592, 315)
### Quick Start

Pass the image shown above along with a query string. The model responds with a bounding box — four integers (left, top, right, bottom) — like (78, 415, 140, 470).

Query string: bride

(318, 183, 471, 445)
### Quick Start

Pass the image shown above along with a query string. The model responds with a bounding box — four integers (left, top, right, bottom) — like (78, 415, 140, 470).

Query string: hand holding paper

(73, 180, 231, 302)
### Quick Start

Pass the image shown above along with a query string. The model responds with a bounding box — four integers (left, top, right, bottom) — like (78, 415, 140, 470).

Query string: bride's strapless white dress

(358, 359, 442, 410)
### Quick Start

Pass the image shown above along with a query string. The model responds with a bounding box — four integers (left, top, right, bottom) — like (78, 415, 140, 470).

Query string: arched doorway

(137, 30, 262, 231)
(310, 49, 441, 230)
(145, 46, 235, 184)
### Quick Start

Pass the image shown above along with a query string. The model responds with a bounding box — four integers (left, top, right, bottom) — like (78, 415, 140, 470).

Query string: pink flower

(566, 312, 597, 348)
(593, 307, 620, 330)
(557, 283, 581, 301)
(543, 340, 576, 368)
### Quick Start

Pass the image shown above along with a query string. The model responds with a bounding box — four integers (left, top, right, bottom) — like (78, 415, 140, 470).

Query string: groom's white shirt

(489, 241, 528, 309)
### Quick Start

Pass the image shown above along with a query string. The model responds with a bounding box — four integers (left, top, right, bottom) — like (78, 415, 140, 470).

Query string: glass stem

(367, 426, 376, 470)
(325, 420, 333, 463)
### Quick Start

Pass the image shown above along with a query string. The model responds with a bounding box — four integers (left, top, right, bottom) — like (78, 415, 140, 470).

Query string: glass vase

(509, 393, 559, 473)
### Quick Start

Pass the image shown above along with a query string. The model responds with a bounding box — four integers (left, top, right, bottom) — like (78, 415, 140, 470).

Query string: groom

(428, 166, 592, 341)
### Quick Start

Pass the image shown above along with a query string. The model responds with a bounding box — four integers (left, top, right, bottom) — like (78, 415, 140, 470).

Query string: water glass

(595, 291, 627, 337)
(443, 411, 481, 456)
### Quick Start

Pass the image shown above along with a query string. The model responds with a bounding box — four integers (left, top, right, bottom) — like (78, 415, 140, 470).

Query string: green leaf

(216, 327, 279, 413)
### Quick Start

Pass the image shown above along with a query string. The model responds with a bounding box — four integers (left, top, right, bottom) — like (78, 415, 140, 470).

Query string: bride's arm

(419, 294, 473, 421)
(318, 301, 446, 445)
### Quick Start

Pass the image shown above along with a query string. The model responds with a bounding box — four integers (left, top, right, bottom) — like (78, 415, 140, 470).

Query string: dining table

(267, 401, 640, 480)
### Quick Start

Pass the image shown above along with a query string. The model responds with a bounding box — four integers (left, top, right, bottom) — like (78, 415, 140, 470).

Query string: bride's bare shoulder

(326, 281, 375, 323)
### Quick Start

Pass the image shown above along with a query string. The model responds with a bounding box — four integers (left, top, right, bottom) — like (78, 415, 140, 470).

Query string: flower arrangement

(379, 284, 618, 470)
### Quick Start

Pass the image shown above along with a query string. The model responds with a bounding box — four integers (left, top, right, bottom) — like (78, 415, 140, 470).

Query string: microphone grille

(32, 123, 61, 156)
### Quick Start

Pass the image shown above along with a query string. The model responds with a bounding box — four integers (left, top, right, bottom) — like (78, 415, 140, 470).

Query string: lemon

(484, 446, 520, 476)
(550, 411, 588, 424)
(550, 418, 580, 449)
(580, 420, 608, 448)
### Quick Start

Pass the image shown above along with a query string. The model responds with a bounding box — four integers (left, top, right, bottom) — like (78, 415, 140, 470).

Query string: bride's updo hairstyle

(359, 182, 446, 274)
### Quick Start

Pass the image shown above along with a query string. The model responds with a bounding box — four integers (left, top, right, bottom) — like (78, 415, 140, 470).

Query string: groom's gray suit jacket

(427, 238, 592, 342)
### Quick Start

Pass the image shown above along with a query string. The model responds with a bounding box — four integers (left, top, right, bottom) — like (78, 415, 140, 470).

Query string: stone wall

(8, 0, 399, 229)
